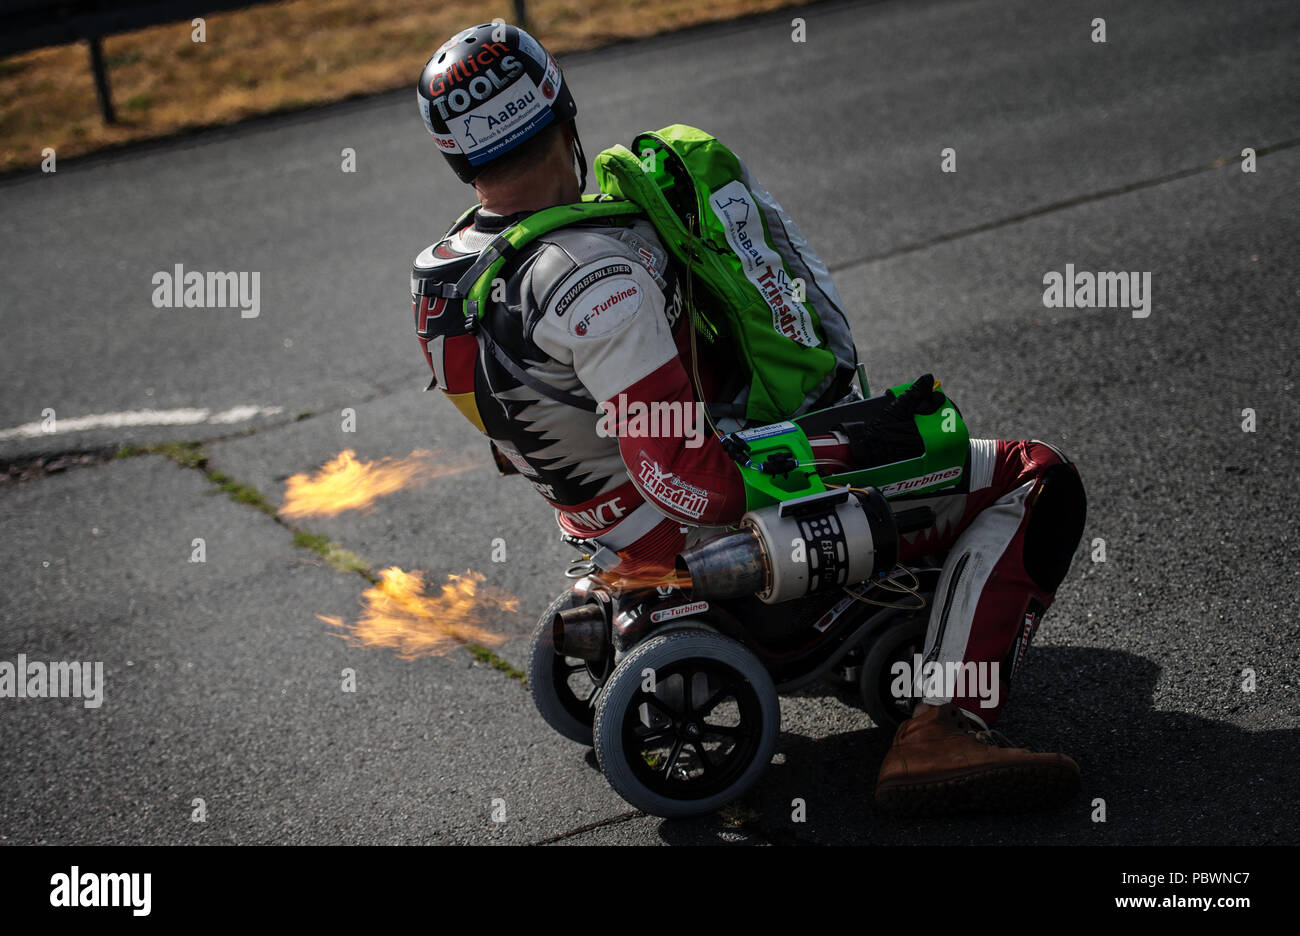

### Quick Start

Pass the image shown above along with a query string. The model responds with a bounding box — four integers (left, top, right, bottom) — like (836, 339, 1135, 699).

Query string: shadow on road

(644, 647, 1297, 845)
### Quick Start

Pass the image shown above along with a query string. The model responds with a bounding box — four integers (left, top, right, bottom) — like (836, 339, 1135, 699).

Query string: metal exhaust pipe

(675, 487, 902, 605)
(552, 604, 608, 662)
(675, 528, 767, 600)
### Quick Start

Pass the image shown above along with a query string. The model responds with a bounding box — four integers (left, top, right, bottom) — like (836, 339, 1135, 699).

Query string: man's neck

(476, 173, 580, 215)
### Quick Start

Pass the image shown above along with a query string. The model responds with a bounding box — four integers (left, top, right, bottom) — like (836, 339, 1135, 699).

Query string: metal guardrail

(0, 0, 533, 125)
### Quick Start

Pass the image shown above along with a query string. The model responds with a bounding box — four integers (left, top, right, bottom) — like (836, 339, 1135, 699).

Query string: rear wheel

(527, 591, 609, 745)
(594, 629, 779, 819)
(859, 609, 929, 732)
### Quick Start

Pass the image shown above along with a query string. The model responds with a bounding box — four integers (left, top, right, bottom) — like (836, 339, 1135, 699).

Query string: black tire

(859, 609, 929, 732)
(593, 629, 779, 819)
(527, 591, 607, 745)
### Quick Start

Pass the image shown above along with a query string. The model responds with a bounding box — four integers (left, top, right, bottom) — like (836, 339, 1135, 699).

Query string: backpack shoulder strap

(457, 196, 644, 320)
(459, 196, 645, 412)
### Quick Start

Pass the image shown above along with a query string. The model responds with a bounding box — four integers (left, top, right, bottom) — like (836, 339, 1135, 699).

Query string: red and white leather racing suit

(411, 208, 1086, 725)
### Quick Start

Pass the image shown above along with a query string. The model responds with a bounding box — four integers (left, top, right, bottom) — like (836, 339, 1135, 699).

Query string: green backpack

(456, 124, 860, 424)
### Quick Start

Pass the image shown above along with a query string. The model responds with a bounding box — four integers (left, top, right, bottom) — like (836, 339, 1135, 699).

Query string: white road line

(0, 406, 284, 441)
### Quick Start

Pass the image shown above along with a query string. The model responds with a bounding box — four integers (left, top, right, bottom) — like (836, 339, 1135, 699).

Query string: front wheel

(593, 629, 779, 819)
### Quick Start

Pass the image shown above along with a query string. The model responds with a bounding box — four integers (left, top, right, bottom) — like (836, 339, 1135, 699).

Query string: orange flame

(281, 449, 479, 518)
(319, 567, 516, 659)
(603, 568, 693, 592)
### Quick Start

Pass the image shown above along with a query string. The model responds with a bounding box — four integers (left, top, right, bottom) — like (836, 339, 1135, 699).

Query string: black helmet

(417, 22, 578, 184)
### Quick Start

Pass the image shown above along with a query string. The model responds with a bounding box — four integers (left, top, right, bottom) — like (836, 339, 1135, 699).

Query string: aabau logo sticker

(710, 180, 820, 348)
(452, 75, 551, 165)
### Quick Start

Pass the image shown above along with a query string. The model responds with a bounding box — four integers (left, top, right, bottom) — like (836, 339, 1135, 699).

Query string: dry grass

(0, 0, 815, 173)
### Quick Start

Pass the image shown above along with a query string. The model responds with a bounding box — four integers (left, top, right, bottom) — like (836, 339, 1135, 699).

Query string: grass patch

(106, 51, 142, 68)
(116, 442, 365, 573)
(271, 97, 308, 113)
(115, 440, 272, 513)
(208, 470, 277, 516)
(0, 0, 817, 172)
(466, 643, 527, 683)
(116, 440, 206, 469)
(292, 530, 374, 577)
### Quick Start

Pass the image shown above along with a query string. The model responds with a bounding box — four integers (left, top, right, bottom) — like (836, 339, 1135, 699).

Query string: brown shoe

(875, 703, 1080, 816)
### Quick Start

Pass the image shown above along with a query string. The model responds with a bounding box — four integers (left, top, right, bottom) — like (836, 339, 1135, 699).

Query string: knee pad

(1022, 461, 1087, 593)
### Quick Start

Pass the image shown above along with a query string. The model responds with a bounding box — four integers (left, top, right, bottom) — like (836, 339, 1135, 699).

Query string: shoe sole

(875, 762, 1081, 817)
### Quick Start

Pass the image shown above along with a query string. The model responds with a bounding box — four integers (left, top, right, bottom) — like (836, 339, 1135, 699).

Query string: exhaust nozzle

(552, 604, 608, 662)
(675, 529, 766, 600)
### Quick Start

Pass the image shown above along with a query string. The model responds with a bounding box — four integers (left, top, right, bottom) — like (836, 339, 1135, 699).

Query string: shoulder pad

(526, 228, 644, 313)
(411, 206, 485, 289)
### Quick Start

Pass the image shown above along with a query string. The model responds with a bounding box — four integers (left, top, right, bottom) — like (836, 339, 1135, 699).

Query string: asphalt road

(1, 0, 1297, 846)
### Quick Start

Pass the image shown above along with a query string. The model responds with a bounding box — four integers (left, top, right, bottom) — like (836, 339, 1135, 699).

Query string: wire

(841, 566, 928, 611)
(825, 481, 931, 609)
(875, 564, 922, 596)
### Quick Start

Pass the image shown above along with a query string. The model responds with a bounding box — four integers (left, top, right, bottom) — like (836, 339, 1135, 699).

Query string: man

(411, 22, 1088, 816)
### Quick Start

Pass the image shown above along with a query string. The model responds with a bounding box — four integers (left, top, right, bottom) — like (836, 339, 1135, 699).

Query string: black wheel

(527, 591, 609, 745)
(593, 629, 779, 819)
(859, 609, 929, 732)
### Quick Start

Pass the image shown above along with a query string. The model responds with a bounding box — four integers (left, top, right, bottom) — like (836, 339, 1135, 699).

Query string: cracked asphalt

(1, 0, 1297, 845)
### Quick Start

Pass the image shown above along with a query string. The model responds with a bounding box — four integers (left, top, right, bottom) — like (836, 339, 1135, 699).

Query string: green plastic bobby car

(728, 375, 970, 511)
